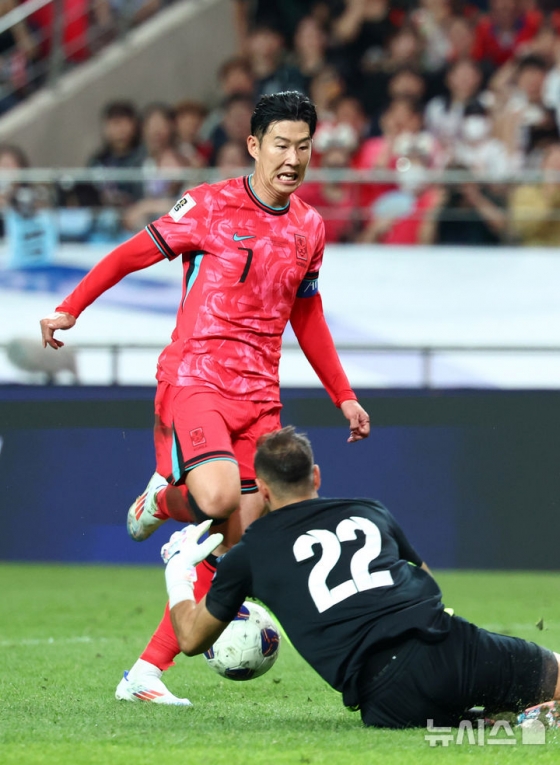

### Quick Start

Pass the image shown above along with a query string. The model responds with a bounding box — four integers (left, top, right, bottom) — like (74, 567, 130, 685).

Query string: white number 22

(292, 516, 394, 613)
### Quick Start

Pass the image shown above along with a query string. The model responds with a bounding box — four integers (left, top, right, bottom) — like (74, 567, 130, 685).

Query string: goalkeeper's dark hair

(254, 426, 314, 493)
(251, 91, 317, 142)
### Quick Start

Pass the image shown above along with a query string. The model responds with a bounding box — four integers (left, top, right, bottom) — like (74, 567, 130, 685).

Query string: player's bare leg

(185, 459, 242, 522)
(218, 490, 265, 551)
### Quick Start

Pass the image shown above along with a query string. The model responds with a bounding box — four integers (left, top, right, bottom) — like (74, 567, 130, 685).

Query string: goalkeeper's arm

(162, 521, 229, 655)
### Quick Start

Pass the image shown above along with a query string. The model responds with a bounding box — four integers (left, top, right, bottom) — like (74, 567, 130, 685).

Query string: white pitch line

(0, 636, 113, 648)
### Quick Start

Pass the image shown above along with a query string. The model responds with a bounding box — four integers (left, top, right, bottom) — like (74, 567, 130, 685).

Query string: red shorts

(153, 382, 282, 491)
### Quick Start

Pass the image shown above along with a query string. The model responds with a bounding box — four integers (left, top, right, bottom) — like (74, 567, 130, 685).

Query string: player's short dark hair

(251, 92, 317, 141)
(254, 426, 314, 492)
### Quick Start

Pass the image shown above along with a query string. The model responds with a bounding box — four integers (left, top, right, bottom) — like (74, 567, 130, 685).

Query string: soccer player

(163, 426, 560, 727)
(40, 91, 370, 705)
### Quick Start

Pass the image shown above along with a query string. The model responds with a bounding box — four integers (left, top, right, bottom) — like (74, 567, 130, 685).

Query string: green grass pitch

(1, 564, 560, 765)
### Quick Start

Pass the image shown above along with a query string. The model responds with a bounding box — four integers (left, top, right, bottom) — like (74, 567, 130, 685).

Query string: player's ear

(312, 464, 321, 491)
(247, 134, 259, 161)
(255, 477, 270, 503)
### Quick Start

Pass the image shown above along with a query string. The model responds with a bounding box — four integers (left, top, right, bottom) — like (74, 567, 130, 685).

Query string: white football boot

(127, 472, 168, 541)
(115, 661, 192, 706)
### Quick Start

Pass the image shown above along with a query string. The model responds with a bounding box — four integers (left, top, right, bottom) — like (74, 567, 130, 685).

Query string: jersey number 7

(238, 247, 253, 283)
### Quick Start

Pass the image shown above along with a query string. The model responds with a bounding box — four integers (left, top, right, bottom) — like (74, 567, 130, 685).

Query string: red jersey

(146, 175, 325, 402)
(471, 11, 542, 67)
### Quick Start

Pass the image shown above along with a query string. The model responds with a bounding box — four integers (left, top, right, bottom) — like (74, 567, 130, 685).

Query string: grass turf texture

(1, 565, 560, 765)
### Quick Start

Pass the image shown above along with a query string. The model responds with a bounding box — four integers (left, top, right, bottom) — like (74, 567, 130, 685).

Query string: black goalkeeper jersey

(205, 497, 450, 706)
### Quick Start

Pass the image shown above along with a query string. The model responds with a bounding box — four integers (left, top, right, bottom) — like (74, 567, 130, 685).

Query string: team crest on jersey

(190, 427, 206, 447)
(169, 193, 196, 222)
(294, 234, 308, 265)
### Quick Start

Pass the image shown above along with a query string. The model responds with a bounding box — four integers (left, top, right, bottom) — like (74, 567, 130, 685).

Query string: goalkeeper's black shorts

(356, 615, 557, 728)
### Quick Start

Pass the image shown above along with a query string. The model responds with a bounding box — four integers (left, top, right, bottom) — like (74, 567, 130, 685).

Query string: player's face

(247, 120, 312, 207)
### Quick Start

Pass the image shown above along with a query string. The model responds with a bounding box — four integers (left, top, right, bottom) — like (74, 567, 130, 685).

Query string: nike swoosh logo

(233, 233, 255, 241)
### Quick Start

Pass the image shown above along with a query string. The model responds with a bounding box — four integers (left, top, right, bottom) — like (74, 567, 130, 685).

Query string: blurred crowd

(4, 0, 560, 246)
(0, 0, 173, 113)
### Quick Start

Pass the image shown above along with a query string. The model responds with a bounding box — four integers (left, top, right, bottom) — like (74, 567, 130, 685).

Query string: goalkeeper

(161, 426, 560, 728)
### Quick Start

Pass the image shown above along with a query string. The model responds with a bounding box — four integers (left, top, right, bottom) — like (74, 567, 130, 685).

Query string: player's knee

(188, 487, 239, 524)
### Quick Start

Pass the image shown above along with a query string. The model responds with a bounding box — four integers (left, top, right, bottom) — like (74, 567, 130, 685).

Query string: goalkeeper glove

(161, 520, 224, 608)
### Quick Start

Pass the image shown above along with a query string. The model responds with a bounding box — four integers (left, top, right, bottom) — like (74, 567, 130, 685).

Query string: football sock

(155, 484, 192, 522)
(139, 560, 217, 671)
(139, 602, 181, 671)
(193, 558, 217, 601)
(127, 657, 163, 681)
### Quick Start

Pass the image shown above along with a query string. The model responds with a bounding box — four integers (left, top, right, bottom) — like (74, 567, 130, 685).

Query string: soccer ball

(204, 601, 281, 680)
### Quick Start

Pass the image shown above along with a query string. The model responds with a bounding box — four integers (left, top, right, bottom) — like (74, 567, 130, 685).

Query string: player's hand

(39, 311, 76, 349)
(163, 521, 224, 607)
(340, 400, 370, 443)
(161, 520, 224, 568)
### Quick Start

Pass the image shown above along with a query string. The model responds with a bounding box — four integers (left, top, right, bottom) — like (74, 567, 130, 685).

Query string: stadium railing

(3, 340, 560, 388)
(0, 165, 557, 240)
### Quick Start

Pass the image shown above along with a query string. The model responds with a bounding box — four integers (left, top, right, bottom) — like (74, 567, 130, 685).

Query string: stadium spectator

(0, 0, 39, 113)
(332, 94, 374, 144)
(543, 30, 560, 134)
(0, 143, 29, 227)
(245, 26, 307, 99)
(138, 103, 180, 199)
(32, 0, 91, 64)
(410, 0, 455, 73)
(509, 142, 560, 245)
(426, 165, 508, 245)
(354, 96, 428, 171)
(314, 94, 372, 165)
(452, 103, 523, 178)
(363, 65, 427, 132)
(214, 140, 251, 177)
(162, 426, 560, 728)
(216, 56, 255, 101)
(207, 93, 254, 167)
(174, 100, 211, 167)
(330, 0, 401, 82)
(386, 65, 428, 104)
(353, 95, 431, 214)
(290, 15, 331, 94)
(308, 65, 347, 123)
(231, 0, 332, 54)
(491, 54, 557, 161)
(121, 149, 188, 234)
(87, 100, 143, 206)
(200, 57, 255, 144)
(359, 131, 441, 244)
(40, 91, 370, 706)
(424, 58, 485, 158)
(445, 14, 476, 62)
(357, 24, 429, 119)
(471, 0, 542, 69)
